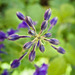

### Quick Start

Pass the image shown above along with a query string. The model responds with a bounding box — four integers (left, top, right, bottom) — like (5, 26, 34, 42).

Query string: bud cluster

(0, 8, 65, 68)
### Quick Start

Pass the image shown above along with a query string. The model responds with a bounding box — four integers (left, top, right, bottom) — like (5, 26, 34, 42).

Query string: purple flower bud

(41, 20, 48, 31)
(23, 42, 32, 50)
(29, 50, 35, 62)
(11, 59, 20, 68)
(33, 63, 48, 75)
(51, 45, 65, 54)
(49, 38, 60, 45)
(28, 30, 35, 35)
(29, 44, 36, 61)
(7, 29, 18, 36)
(11, 52, 27, 68)
(57, 47, 65, 54)
(50, 17, 58, 25)
(44, 33, 52, 37)
(0, 31, 6, 42)
(48, 17, 58, 31)
(25, 16, 35, 31)
(37, 40, 40, 47)
(2, 69, 9, 75)
(16, 12, 25, 20)
(8, 34, 20, 41)
(39, 44, 45, 52)
(44, 8, 51, 20)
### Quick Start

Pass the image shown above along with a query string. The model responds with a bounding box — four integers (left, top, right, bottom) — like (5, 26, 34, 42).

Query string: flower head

(5, 8, 65, 68)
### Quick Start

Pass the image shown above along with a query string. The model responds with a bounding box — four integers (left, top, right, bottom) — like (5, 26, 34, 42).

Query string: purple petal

(18, 21, 29, 29)
(0, 31, 6, 42)
(40, 64, 48, 71)
(7, 29, 18, 36)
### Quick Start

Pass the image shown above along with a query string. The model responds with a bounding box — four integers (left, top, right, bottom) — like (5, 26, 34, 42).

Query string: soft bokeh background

(0, 0, 75, 75)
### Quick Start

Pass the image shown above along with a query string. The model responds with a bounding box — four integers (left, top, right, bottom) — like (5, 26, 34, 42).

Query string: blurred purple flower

(0, 44, 5, 50)
(1, 69, 9, 75)
(18, 21, 37, 29)
(0, 31, 6, 42)
(7, 29, 18, 36)
(18, 21, 29, 29)
(33, 63, 48, 75)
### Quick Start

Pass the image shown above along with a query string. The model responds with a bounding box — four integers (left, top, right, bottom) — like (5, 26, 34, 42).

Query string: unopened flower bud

(29, 50, 35, 62)
(29, 44, 36, 61)
(44, 8, 51, 20)
(50, 17, 58, 25)
(28, 30, 35, 35)
(11, 59, 20, 68)
(41, 20, 48, 31)
(49, 38, 60, 45)
(57, 47, 65, 54)
(51, 45, 65, 54)
(25, 16, 35, 31)
(11, 52, 27, 68)
(23, 42, 32, 50)
(44, 33, 52, 37)
(8, 34, 20, 41)
(16, 12, 25, 20)
(48, 17, 58, 31)
(37, 40, 40, 47)
(39, 43, 45, 52)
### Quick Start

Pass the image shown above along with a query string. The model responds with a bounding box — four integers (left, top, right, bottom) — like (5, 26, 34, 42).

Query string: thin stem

(18, 52, 27, 61)
(48, 24, 53, 32)
(39, 30, 43, 35)
(20, 35, 31, 38)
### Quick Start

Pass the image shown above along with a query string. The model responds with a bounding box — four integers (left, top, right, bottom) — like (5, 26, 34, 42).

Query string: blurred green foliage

(0, 0, 75, 75)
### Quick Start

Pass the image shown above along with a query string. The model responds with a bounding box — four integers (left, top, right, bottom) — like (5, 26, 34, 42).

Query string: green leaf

(60, 4, 74, 18)
(48, 56, 67, 75)
(64, 43, 75, 65)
